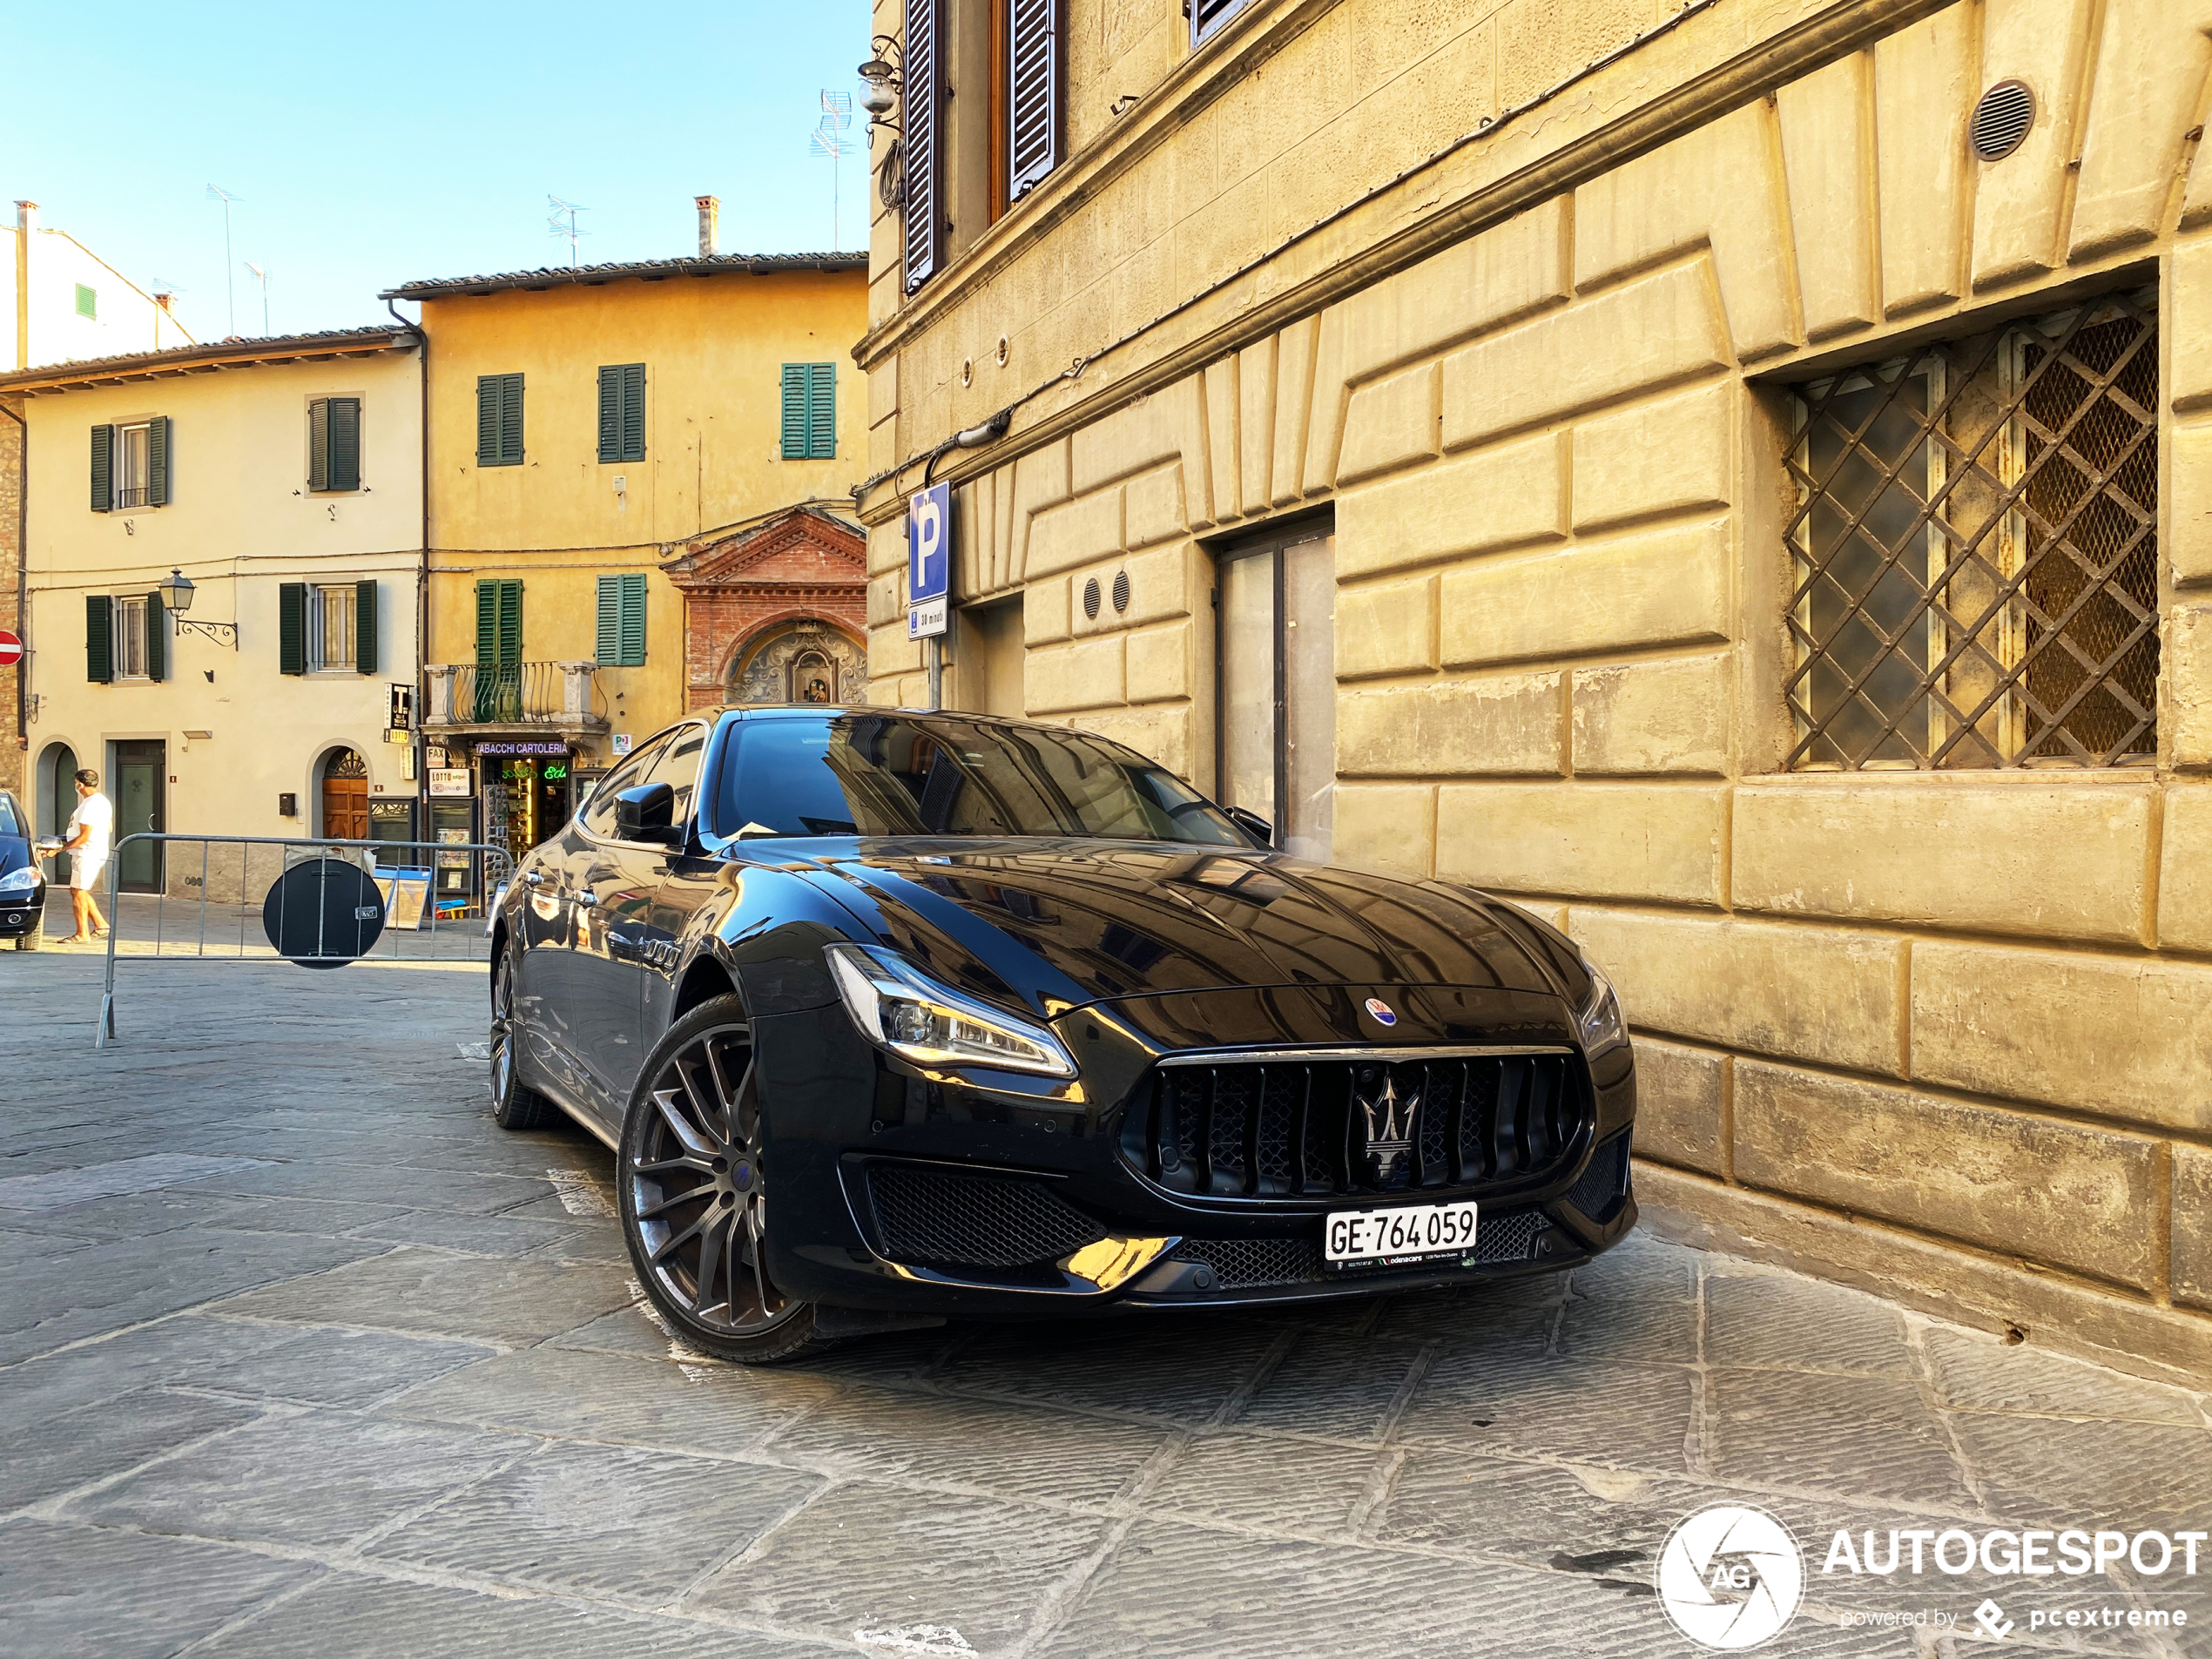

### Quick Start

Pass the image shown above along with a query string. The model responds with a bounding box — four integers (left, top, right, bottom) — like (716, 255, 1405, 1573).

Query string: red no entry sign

(0, 631, 20, 668)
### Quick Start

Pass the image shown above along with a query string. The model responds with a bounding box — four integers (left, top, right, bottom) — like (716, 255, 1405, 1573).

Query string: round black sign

(261, 859, 385, 968)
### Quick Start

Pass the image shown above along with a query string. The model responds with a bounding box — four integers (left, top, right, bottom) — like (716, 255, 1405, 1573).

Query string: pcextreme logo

(1657, 1505, 1806, 1650)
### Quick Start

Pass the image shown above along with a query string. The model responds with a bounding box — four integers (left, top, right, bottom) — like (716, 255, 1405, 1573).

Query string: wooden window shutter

(1190, 0, 1247, 44)
(146, 415, 171, 505)
(91, 424, 113, 512)
(807, 364, 836, 458)
(903, 0, 945, 293)
(1007, 0, 1062, 199)
(478, 374, 523, 465)
(596, 575, 620, 665)
(780, 364, 810, 459)
(144, 590, 165, 682)
(597, 368, 622, 463)
(86, 595, 112, 682)
(476, 579, 499, 665)
(279, 582, 307, 676)
(476, 377, 500, 464)
(498, 579, 523, 666)
(309, 399, 331, 491)
(499, 375, 524, 465)
(622, 363, 644, 461)
(619, 572, 646, 666)
(355, 578, 378, 674)
(328, 398, 361, 491)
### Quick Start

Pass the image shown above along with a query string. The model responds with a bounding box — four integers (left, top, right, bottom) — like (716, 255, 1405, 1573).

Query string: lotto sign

(0, 630, 20, 668)
(907, 482, 949, 639)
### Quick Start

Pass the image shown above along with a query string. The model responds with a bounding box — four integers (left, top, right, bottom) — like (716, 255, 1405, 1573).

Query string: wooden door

(321, 750, 369, 842)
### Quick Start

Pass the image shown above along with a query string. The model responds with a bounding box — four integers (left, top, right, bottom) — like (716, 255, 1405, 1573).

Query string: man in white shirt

(58, 768, 113, 944)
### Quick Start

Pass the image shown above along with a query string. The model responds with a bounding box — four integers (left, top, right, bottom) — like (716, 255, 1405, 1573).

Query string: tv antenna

(206, 185, 242, 334)
(244, 261, 270, 336)
(811, 91, 854, 248)
(546, 195, 589, 266)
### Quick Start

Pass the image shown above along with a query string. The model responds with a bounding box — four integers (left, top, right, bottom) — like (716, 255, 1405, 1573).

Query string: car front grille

(1121, 1053, 1588, 1201)
(863, 1163, 1107, 1271)
(1168, 1210, 1553, 1290)
(1565, 1130, 1632, 1223)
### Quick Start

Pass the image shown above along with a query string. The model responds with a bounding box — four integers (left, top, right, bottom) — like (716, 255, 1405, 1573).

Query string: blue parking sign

(907, 482, 950, 638)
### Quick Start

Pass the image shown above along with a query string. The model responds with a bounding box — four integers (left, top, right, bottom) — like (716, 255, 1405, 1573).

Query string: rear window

(714, 715, 1250, 846)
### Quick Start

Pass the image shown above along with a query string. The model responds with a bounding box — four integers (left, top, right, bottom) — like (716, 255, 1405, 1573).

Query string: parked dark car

(0, 791, 47, 952)
(489, 708, 1637, 1363)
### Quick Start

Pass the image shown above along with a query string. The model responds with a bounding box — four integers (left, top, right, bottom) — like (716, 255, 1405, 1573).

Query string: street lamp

(858, 41, 903, 132)
(159, 568, 237, 646)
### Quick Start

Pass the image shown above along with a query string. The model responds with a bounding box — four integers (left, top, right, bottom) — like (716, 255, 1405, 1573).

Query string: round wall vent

(1111, 570, 1130, 613)
(1970, 79, 2035, 161)
(1082, 577, 1102, 619)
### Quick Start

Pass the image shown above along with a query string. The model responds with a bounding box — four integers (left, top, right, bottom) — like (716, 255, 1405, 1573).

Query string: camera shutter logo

(1656, 1504, 1805, 1650)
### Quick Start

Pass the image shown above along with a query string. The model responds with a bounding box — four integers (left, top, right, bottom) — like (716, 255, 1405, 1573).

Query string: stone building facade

(855, 0, 2212, 1381)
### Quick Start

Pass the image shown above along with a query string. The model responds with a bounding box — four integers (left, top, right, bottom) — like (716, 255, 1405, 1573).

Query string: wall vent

(1082, 577, 1103, 619)
(1970, 79, 2035, 161)
(1111, 570, 1130, 613)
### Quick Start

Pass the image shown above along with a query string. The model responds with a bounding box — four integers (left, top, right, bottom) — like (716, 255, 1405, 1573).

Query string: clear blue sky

(3, 0, 873, 343)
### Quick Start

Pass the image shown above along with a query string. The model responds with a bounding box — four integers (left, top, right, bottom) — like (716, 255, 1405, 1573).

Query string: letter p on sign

(907, 483, 949, 640)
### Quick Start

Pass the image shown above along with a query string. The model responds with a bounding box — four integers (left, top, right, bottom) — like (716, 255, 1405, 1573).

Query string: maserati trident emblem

(1359, 1074, 1418, 1186)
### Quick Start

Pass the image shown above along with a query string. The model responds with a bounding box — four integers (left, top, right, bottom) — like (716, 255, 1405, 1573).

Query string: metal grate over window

(1784, 288, 2159, 770)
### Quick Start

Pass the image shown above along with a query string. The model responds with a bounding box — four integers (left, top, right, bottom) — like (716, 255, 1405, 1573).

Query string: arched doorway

(319, 749, 369, 841)
(37, 743, 78, 886)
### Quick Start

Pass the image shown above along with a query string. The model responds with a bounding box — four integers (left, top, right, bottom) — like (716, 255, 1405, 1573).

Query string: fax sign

(908, 482, 949, 639)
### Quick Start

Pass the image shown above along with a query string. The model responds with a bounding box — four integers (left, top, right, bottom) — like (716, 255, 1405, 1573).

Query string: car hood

(0, 835, 31, 880)
(779, 838, 1579, 1018)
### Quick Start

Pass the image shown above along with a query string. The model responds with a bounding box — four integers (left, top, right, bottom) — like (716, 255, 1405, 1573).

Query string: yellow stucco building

(385, 235, 867, 867)
(855, 0, 2212, 1381)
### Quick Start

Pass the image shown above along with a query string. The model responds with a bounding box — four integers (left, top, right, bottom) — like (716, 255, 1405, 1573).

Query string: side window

(637, 725, 710, 831)
(581, 738, 670, 839)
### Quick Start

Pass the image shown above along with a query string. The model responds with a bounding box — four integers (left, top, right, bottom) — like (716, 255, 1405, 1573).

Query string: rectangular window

(74, 283, 97, 320)
(115, 421, 151, 509)
(475, 373, 524, 467)
(780, 363, 836, 459)
(1784, 287, 2158, 769)
(595, 572, 647, 667)
(309, 396, 361, 492)
(307, 585, 357, 672)
(1216, 520, 1336, 860)
(113, 597, 147, 679)
(1191, 0, 1250, 45)
(597, 364, 646, 463)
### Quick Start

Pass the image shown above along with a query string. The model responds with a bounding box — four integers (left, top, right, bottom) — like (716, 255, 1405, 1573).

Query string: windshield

(0, 795, 19, 838)
(715, 714, 1253, 846)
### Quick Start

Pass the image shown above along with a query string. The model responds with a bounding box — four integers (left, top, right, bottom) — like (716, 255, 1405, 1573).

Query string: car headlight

(0, 866, 39, 894)
(825, 944, 1077, 1078)
(1576, 960, 1628, 1056)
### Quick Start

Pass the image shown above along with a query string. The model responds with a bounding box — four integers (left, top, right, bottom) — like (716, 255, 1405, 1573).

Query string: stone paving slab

(4, 953, 2210, 1659)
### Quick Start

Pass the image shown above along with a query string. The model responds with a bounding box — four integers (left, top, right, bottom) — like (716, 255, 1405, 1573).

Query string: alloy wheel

(626, 1021, 794, 1338)
(489, 953, 516, 1103)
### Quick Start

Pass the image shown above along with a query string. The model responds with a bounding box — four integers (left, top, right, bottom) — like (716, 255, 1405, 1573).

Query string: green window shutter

(476, 377, 499, 464)
(355, 578, 378, 674)
(621, 363, 645, 462)
(144, 590, 165, 682)
(618, 571, 646, 666)
(75, 283, 97, 319)
(499, 374, 523, 465)
(595, 575, 620, 665)
(308, 399, 330, 491)
(91, 424, 113, 512)
(597, 367, 622, 463)
(807, 363, 836, 458)
(146, 415, 171, 506)
(780, 364, 808, 459)
(475, 579, 496, 664)
(498, 579, 522, 666)
(85, 595, 112, 682)
(279, 582, 307, 676)
(328, 398, 361, 491)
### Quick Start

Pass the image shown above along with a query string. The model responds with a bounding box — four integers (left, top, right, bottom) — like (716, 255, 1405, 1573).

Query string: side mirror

(1225, 806, 1273, 847)
(614, 782, 683, 846)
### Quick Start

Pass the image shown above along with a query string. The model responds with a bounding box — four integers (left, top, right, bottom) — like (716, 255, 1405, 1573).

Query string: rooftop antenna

(811, 91, 854, 249)
(244, 261, 270, 336)
(546, 194, 589, 266)
(206, 185, 242, 334)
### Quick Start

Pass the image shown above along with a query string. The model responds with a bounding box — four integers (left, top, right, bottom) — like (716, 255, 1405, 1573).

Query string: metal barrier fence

(87, 833, 514, 1048)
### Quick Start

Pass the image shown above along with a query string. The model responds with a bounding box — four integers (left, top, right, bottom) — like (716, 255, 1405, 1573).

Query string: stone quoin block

(1438, 516, 1730, 670)
(1025, 487, 1126, 580)
(2168, 423, 2212, 587)
(1569, 909, 1906, 1077)
(1334, 362, 1440, 486)
(1731, 1060, 2161, 1290)
(1123, 465, 1188, 550)
(1335, 671, 1561, 777)
(1331, 783, 1437, 881)
(1625, 1035, 1727, 1178)
(1333, 433, 1566, 581)
(1024, 635, 1125, 714)
(1570, 653, 1731, 776)
(1433, 783, 1726, 906)
(2157, 786, 2212, 951)
(1570, 383, 1732, 533)
(1335, 577, 1438, 679)
(2168, 604, 2212, 765)
(2175, 1145, 2212, 1312)
(1024, 577, 1071, 646)
(1124, 624, 1192, 705)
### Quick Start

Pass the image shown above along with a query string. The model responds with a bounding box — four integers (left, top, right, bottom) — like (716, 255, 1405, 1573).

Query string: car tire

(489, 943, 557, 1131)
(618, 993, 831, 1366)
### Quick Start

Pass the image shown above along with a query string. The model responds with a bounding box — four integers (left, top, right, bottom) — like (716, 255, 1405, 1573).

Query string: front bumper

(0, 884, 47, 936)
(755, 985, 1638, 1319)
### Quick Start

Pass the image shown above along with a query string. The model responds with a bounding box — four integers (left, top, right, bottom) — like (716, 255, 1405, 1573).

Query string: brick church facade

(665, 504, 867, 711)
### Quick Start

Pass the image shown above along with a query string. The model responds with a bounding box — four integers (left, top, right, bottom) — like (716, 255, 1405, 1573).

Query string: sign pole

(926, 637, 942, 710)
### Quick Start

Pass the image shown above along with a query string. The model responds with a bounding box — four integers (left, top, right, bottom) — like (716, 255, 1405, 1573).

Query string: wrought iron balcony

(423, 662, 608, 734)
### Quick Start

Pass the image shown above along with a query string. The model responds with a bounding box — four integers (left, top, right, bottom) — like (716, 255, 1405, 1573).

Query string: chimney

(14, 201, 34, 372)
(154, 292, 174, 313)
(696, 195, 719, 258)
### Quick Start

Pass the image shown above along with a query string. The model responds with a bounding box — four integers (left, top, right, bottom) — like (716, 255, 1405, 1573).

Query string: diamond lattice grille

(1784, 288, 2159, 770)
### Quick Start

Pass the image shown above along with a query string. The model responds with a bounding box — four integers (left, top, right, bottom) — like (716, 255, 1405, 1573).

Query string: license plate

(1324, 1200, 1479, 1267)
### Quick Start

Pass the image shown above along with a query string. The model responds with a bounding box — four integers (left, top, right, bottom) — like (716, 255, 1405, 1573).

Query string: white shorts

(70, 856, 107, 894)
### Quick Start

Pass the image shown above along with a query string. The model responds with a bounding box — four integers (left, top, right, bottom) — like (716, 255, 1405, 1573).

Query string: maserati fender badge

(1364, 997, 1398, 1026)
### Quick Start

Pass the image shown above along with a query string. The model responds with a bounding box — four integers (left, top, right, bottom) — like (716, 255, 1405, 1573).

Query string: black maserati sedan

(489, 707, 1636, 1363)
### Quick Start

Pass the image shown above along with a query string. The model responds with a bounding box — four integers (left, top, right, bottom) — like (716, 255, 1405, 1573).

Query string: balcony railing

(423, 662, 607, 730)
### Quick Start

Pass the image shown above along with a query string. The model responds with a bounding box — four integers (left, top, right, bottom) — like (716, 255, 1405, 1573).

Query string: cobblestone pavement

(3, 953, 2209, 1658)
